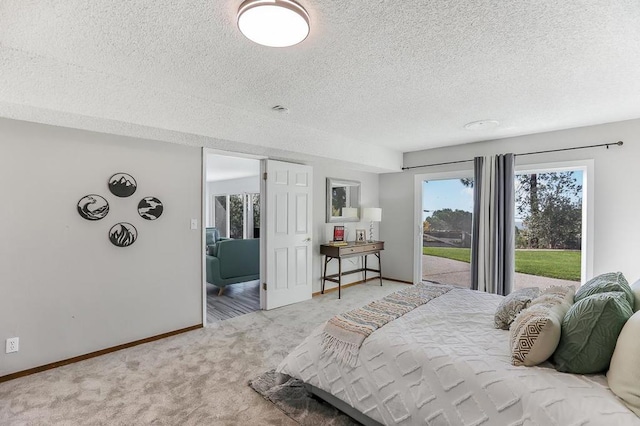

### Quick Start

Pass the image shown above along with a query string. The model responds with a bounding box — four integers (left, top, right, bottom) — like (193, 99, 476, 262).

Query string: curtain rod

(401, 140, 623, 171)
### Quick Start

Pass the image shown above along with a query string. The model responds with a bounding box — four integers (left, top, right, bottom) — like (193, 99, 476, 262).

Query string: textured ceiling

(1, 0, 639, 171)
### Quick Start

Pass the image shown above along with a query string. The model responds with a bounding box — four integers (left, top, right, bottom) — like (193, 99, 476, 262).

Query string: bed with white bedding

(276, 287, 640, 425)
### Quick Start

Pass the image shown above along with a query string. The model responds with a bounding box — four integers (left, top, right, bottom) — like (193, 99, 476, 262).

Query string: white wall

(312, 166, 381, 293)
(380, 118, 640, 283)
(0, 118, 202, 377)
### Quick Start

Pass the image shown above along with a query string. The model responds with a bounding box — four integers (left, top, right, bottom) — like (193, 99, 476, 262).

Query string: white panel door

(263, 160, 313, 310)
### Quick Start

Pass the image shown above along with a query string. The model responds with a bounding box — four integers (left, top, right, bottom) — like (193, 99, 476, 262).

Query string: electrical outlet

(190, 219, 198, 230)
(6, 337, 19, 354)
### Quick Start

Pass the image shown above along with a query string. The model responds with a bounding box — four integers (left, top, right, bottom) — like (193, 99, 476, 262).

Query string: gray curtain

(470, 156, 484, 291)
(471, 154, 515, 295)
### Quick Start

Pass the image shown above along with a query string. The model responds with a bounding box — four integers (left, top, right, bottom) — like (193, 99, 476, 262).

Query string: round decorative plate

(77, 194, 109, 221)
(108, 172, 137, 197)
(108, 222, 138, 247)
(138, 196, 163, 220)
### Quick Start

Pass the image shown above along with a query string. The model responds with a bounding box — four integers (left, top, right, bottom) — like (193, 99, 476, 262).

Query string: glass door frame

(413, 170, 473, 284)
(515, 159, 594, 283)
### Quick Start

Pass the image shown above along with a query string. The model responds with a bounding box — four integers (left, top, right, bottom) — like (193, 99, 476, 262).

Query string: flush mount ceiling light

(464, 119, 500, 130)
(237, 0, 310, 47)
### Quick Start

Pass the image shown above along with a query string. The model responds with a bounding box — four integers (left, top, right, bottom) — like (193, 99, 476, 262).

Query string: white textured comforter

(277, 288, 640, 425)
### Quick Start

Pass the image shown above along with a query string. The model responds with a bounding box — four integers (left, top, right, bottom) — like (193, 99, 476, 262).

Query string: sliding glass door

(513, 169, 583, 290)
(422, 178, 474, 287)
(417, 162, 590, 290)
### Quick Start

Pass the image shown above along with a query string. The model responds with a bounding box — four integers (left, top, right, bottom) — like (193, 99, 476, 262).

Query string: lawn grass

(423, 246, 581, 281)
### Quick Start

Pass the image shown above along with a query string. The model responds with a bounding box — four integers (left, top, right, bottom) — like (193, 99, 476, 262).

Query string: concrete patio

(422, 255, 579, 291)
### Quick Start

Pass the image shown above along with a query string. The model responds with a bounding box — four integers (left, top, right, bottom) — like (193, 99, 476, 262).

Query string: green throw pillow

(574, 272, 634, 310)
(553, 291, 633, 374)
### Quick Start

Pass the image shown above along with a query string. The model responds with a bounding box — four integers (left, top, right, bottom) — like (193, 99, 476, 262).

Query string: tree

(229, 194, 244, 239)
(516, 172, 582, 249)
(332, 187, 346, 216)
(424, 209, 472, 233)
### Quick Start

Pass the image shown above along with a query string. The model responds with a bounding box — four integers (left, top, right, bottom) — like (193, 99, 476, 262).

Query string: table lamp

(342, 207, 358, 219)
(362, 207, 382, 242)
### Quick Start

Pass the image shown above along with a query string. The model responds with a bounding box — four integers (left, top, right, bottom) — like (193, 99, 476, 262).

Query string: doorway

(203, 152, 262, 324)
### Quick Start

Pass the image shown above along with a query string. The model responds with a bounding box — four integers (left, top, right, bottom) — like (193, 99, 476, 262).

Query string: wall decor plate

(108, 172, 137, 197)
(109, 222, 138, 247)
(77, 194, 109, 221)
(138, 196, 163, 220)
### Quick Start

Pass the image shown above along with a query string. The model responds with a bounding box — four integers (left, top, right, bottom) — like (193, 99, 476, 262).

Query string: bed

(276, 286, 640, 425)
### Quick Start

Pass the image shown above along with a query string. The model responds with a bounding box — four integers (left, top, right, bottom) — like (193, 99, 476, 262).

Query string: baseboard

(313, 278, 375, 296)
(0, 324, 202, 383)
(382, 277, 414, 284)
(312, 276, 413, 297)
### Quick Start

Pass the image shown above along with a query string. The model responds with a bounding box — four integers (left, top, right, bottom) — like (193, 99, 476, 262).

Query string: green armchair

(205, 228, 230, 254)
(206, 238, 260, 295)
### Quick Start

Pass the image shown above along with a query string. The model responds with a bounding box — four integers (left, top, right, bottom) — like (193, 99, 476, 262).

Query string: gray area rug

(249, 370, 360, 426)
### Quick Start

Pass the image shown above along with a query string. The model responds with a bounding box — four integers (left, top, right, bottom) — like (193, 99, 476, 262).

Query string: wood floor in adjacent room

(206, 280, 260, 323)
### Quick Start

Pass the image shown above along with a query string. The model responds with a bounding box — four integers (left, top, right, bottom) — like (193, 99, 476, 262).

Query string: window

(212, 193, 260, 239)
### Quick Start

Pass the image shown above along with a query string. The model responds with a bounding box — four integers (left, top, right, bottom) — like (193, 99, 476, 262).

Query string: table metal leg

(376, 253, 382, 286)
(338, 258, 342, 299)
(322, 256, 329, 294)
(364, 255, 367, 282)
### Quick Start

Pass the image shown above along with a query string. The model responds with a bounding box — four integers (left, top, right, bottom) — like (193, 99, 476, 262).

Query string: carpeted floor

(0, 280, 407, 425)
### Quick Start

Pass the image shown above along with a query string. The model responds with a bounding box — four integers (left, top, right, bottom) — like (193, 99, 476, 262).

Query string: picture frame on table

(333, 226, 345, 242)
(355, 229, 366, 243)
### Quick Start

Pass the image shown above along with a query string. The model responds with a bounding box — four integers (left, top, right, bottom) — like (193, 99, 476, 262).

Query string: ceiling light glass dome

(237, 0, 310, 48)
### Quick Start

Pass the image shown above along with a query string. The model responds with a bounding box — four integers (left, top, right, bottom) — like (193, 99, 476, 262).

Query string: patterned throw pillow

(554, 291, 633, 374)
(574, 272, 634, 310)
(509, 286, 575, 367)
(531, 285, 575, 307)
(494, 287, 540, 330)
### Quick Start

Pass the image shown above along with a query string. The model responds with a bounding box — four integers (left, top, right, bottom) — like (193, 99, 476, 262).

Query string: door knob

(303, 237, 311, 242)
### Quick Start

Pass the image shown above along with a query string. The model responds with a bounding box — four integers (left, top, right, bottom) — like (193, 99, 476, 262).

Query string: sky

(422, 179, 473, 221)
(422, 171, 583, 223)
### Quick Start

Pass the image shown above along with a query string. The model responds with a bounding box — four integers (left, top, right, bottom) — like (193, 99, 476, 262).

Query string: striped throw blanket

(322, 283, 453, 366)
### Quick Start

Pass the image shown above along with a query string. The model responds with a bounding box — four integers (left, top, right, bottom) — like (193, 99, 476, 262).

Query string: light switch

(190, 219, 198, 230)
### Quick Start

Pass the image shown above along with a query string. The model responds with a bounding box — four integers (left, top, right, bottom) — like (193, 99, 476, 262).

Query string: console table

(320, 241, 384, 299)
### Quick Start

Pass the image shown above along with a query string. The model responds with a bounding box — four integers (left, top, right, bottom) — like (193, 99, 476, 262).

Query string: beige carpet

(0, 281, 407, 426)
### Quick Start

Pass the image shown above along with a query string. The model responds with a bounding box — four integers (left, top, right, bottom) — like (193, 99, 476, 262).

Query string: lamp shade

(362, 207, 382, 222)
(342, 207, 358, 218)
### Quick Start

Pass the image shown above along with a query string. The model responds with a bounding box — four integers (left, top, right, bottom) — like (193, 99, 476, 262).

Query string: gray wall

(0, 118, 202, 376)
(380, 118, 640, 283)
(312, 165, 381, 293)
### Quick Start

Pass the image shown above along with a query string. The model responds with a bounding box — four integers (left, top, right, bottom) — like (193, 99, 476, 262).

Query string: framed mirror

(326, 178, 361, 223)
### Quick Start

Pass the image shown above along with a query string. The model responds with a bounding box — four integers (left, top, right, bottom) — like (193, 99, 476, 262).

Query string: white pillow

(607, 310, 640, 416)
(631, 279, 640, 313)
